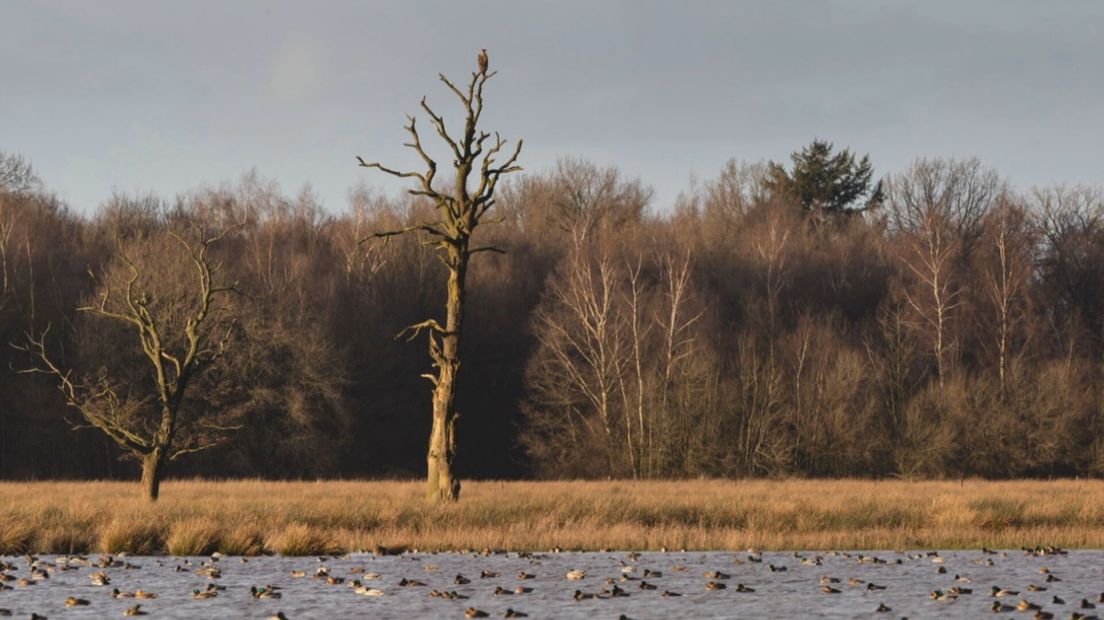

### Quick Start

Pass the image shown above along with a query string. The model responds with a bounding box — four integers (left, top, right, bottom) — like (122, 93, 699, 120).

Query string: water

(2, 550, 1102, 619)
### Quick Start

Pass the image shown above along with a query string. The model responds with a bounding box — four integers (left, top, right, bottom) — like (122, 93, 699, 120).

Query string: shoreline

(2, 479, 1103, 555)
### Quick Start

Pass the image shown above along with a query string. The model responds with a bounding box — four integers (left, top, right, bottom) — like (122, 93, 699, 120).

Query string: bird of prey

(477, 48, 488, 75)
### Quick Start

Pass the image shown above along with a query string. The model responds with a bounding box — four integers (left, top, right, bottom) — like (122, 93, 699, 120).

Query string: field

(2, 479, 1103, 556)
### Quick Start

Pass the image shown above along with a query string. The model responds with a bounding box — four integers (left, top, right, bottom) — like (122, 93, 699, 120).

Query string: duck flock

(0, 546, 1102, 618)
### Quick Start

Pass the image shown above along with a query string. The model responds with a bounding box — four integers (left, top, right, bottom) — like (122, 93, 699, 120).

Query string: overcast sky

(2, 1, 1102, 213)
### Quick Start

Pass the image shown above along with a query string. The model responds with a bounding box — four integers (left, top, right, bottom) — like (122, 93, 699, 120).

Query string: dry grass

(1, 479, 1103, 555)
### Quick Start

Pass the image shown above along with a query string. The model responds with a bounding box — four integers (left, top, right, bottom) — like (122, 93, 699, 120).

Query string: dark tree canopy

(766, 139, 883, 218)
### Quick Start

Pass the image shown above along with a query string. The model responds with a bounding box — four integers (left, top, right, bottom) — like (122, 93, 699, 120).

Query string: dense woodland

(2, 144, 1103, 481)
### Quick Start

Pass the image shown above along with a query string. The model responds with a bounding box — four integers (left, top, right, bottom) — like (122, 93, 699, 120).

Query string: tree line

(2, 142, 1103, 485)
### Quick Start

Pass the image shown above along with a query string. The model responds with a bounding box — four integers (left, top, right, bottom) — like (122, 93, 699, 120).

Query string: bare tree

(357, 53, 522, 502)
(0, 151, 41, 194)
(18, 227, 239, 500)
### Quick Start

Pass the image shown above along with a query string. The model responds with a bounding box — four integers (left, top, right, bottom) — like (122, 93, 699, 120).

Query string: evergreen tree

(767, 139, 883, 218)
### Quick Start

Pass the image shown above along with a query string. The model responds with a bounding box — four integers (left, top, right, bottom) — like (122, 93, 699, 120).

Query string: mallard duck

(517, 572, 535, 580)
(704, 570, 730, 580)
(1082, 599, 1097, 609)
(820, 576, 840, 584)
(1053, 596, 1065, 605)
(89, 571, 110, 586)
(948, 586, 973, 595)
(661, 590, 681, 597)
(65, 597, 90, 607)
(16, 578, 34, 587)
(1027, 584, 1048, 592)
(566, 570, 587, 580)
(605, 584, 629, 597)
(706, 581, 727, 590)
(192, 588, 218, 600)
(514, 586, 532, 594)
(930, 590, 956, 601)
(875, 603, 891, 613)
(398, 578, 425, 587)
(848, 577, 865, 586)
(289, 570, 306, 578)
(573, 590, 595, 601)
(643, 569, 662, 578)
(465, 608, 489, 619)
(867, 582, 887, 591)
(954, 574, 972, 583)
(266, 613, 288, 620)
(111, 589, 133, 599)
(455, 574, 471, 585)
(362, 572, 382, 580)
(1046, 574, 1061, 583)
(133, 590, 157, 599)
(822, 585, 841, 594)
(1016, 600, 1041, 611)
(639, 581, 657, 591)
(504, 610, 528, 618)
(493, 586, 512, 596)
(992, 587, 1019, 597)
(251, 586, 281, 599)
(735, 583, 755, 593)
(124, 604, 147, 616)
(1033, 611, 1054, 620)
(992, 601, 1015, 612)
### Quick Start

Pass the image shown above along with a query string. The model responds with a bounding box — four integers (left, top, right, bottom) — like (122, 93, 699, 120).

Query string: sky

(2, 1, 1102, 213)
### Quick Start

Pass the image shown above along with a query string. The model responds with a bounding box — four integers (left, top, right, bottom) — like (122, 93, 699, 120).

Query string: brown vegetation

(2, 480, 1104, 554)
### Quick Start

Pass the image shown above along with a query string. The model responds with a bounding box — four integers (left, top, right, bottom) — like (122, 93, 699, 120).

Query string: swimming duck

(480, 570, 499, 579)
(133, 590, 157, 599)
(1083, 599, 1097, 609)
(493, 586, 512, 596)
(643, 569, 662, 578)
(822, 586, 841, 594)
(704, 570, 730, 580)
(768, 564, 787, 572)
(1045, 574, 1060, 583)
(875, 603, 891, 613)
(362, 572, 382, 580)
(930, 590, 956, 601)
(517, 572, 535, 580)
(605, 584, 629, 597)
(954, 574, 972, 583)
(661, 590, 681, 597)
(398, 578, 425, 587)
(948, 586, 973, 595)
(64, 597, 90, 607)
(1016, 600, 1041, 611)
(867, 582, 887, 591)
(89, 571, 110, 586)
(706, 581, 727, 590)
(573, 590, 595, 601)
(848, 578, 865, 586)
(111, 589, 134, 599)
(289, 570, 306, 578)
(354, 585, 384, 596)
(266, 613, 288, 620)
(566, 570, 587, 580)
(455, 574, 471, 585)
(251, 586, 281, 599)
(992, 587, 1019, 597)
(820, 576, 840, 584)
(465, 608, 489, 618)
(1027, 584, 1048, 592)
(514, 586, 532, 594)
(735, 583, 755, 593)
(192, 588, 218, 600)
(992, 601, 1015, 612)
(124, 605, 147, 617)
(1032, 611, 1053, 620)
(504, 610, 528, 618)
(1053, 596, 1065, 605)
(639, 581, 657, 590)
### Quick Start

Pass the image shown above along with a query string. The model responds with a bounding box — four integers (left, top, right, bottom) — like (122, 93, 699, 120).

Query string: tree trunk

(427, 249, 466, 502)
(141, 450, 164, 502)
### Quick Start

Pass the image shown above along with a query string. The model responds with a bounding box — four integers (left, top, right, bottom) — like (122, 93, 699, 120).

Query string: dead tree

(18, 228, 238, 501)
(357, 54, 522, 502)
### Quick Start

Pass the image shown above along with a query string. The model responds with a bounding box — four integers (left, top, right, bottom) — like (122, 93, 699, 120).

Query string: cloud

(269, 33, 326, 102)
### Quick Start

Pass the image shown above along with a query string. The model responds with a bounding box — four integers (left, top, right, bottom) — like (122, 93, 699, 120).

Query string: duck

(866, 582, 887, 591)
(89, 571, 110, 586)
(639, 581, 657, 590)
(822, 586, 841, 594)
(566, 570, 587, 580)
(706, 581, 727, 590)
(124, 605, 147, 617)
(504, 610, 528, 618)
(768, 564, 787, 572)
(643, 569, 662, 578)
(134, 590, 157, 599)
(1027, 584, 1048, 592)
(1017, 600, 1041, 612)
(455, 574, 471, 585)
(1053, 596, 1065, 605)
(514, 586, 532, 594)
(480, 570, 499, 579)
(1045, 574, 1061, 583)
(398, 578, 425, 587)
(251, 586, 281, 599)
(736, 583, 755, 593)
(848, 577, 865, 586)
(1083, 599, 1098, 609)
(362, 572, 382, 580)
(1033, 612, 1053, 620)
(948, 586, 973, 595)
(661, 590, 681, 597)
(930, 590, 957, 601)
(517, 572, 535, 580)
(266, 614, 289, 620)
(354, 585, 384, 596)
(875, 603, 892, 613)
(192, 588, 218, 600)
(64, 597, 90, 607)
(493, 586, 512, 596)
(289, 570, 306, 578)
(704, 570, 730, 580)
(820, 576, 840, 585)
(465, 609, 490, 619)
(573, 590, 595, 601)
(992, 601, 1015, 612)
(992, 587, 1020, 597)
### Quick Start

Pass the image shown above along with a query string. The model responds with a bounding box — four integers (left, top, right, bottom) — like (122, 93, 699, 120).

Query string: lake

(2, 549, 1102, 618)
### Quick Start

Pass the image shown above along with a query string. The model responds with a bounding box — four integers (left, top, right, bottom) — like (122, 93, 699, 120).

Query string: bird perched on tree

(477, 48, 488, 75)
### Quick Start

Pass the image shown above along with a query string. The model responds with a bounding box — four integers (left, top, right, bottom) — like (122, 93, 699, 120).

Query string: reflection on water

(2, 550, 1103, 619)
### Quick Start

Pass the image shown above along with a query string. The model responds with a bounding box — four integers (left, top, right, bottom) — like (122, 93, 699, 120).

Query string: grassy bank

(2, 479, 1103, 555)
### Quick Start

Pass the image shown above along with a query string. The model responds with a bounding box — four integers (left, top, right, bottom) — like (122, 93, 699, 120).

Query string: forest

(1, 143, 1103, 482)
